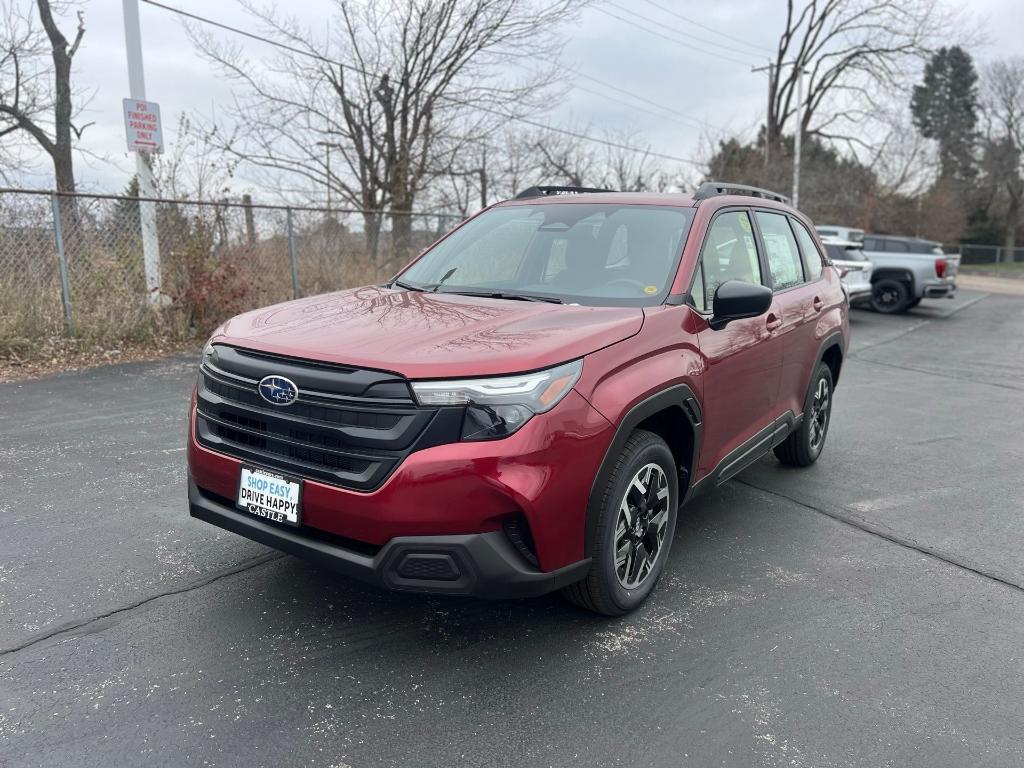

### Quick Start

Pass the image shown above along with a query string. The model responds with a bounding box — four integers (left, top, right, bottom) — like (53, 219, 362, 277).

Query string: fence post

(287, 207, 299, 299)
(50, 193, 73, 332)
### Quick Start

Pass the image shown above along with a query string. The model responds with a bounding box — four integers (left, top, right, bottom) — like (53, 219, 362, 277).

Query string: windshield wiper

(390, 278, 424, 292)
(426, 267, 458, 292)
(443, 290, 563, 304)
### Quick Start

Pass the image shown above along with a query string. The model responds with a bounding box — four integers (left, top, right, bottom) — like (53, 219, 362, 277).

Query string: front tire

(774, 362, 834, 467)
(562, 430, 678, 616)
(871, 278, 910, 314)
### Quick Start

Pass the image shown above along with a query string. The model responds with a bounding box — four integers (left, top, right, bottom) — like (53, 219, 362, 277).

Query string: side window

(886, 239, 909, 253)
(696, 210, 763, 312)
(791, 219, 824, 280)
(754, 211, 805, 291)
(689, 261, 705, 311)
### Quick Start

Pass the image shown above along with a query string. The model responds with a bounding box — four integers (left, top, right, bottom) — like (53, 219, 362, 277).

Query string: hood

(214, 286, 644, 379)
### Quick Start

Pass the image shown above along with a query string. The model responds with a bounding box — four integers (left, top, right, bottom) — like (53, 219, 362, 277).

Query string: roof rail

(514, 185, 615, 200)
(693, 181, 790, 205)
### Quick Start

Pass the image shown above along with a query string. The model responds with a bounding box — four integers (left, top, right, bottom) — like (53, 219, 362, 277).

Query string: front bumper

(189, 386, 614, 580)
(189, 479, 590, 598)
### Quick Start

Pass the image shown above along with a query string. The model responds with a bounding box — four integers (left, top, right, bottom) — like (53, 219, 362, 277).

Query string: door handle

(765, 313, 782, 331)
(812, 296, 824, 312)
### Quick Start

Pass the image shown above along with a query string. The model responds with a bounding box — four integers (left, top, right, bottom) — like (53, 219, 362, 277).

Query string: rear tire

(871, 278, 910, 314)
(774, 362, 834, 467)
(562, 430, 678, 616)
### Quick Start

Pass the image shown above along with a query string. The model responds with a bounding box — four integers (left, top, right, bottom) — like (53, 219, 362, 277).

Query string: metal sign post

(122, 0, 163, 306)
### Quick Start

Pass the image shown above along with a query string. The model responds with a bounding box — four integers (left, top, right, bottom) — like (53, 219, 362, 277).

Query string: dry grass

(0, 192, 437, 378)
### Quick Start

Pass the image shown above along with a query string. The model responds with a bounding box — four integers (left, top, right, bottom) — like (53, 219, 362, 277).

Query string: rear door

(691, 208, 784, 480)
(751, 210, 820, 420)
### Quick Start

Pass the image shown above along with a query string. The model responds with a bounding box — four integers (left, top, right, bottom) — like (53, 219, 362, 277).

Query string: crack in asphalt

(736, 478, 1024, 595)
(0, 551, 284, 658)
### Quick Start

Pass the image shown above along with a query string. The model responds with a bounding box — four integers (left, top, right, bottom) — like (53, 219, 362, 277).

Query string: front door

(690, 209, 783, 480)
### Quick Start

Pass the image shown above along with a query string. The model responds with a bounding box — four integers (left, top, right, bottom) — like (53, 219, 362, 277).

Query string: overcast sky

(15, 0, 1024, 196)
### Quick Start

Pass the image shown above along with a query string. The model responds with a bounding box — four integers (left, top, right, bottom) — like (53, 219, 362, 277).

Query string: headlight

(411, 360, 583, 441)
(201, 339, 219, 367)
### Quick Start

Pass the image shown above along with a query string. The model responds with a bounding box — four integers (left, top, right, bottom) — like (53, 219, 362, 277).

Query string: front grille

(195, 345, 463, 491)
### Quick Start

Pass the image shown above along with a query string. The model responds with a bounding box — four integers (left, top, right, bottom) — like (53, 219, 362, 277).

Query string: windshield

(397, 203, 696, 306)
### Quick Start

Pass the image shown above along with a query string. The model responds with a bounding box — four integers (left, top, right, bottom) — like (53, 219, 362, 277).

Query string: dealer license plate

(237, 465, 302, 527)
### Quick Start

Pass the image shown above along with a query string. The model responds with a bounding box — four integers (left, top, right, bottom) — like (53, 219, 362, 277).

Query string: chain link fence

(0, 189, 462, 360)
(955, 243, 1024, 272)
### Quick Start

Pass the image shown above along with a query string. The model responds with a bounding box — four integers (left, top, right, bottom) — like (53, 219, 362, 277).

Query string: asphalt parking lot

(2, 288, 1023, 768)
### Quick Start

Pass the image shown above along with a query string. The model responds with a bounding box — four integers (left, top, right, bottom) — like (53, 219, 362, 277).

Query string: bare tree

(0, 0, 87, 192)
(598, 129, 666, 191)
(764, 0, 961, 154)
(529, 123, 598, 188)
(982, 58, 1024, 254)
(190, 0, 585, 266)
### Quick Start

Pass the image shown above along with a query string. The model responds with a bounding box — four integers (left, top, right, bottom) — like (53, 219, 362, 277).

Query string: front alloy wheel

(562, 429, 678, 616)
(614, 463, 670, 589)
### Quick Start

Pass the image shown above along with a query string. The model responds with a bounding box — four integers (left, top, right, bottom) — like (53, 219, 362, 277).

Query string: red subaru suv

(188, 182, 848, 615)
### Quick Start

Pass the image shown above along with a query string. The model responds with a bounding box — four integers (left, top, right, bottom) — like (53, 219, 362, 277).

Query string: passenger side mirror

(709, 280, 773, 330)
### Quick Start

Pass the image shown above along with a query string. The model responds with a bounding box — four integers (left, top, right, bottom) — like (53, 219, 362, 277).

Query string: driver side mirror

(709, 280, 773, 330)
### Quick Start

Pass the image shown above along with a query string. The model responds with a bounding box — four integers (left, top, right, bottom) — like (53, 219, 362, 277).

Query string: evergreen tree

(912, 46, 979, 185)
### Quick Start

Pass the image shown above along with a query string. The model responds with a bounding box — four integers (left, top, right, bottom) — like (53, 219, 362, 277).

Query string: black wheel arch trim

(584, 384, 702, 556)
(813, 330, 845, 390)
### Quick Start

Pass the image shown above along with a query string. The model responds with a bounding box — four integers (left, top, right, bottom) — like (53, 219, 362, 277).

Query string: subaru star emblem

(258, 375, 299, 406)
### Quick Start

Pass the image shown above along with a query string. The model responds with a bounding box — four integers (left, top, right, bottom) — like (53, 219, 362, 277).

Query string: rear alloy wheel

(871, 278, 910, 314)
(775, 362, 834, 467)
(562, 430, 678, 616)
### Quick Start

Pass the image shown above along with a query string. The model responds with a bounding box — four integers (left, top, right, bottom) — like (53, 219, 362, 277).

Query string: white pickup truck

(815, 226, 960, 314)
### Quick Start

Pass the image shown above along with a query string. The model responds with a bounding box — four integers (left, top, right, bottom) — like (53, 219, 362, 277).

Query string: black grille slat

(201, 375, 406, 432)
(194, 345, 455, 491)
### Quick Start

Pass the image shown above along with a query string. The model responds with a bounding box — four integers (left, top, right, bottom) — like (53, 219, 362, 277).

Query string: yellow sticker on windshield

(644, 285, 658, 294)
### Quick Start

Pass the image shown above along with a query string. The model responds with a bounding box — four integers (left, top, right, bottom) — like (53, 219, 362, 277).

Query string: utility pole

(316, 141, 342, 217)
(792, 66, 806, 209)
(754, 59, 806, 201)
(122, 0, 162, 305)
(752, 61, 776, 166)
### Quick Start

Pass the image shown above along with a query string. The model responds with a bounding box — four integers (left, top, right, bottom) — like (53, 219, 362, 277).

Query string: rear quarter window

(791, 219, 824, 280)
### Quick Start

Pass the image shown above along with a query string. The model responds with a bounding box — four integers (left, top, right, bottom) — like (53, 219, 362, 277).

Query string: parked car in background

(820, 237, 872, 304)
(188, 182, 849, 616)
(814, 224, 864, 244)
(816, 228, 959, 314)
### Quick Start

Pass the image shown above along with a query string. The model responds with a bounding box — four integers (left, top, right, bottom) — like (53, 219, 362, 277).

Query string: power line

(609, 0, 770, 59)
(469, 106, 704, 166)
(591, 5, 757, 68)
(139, 0, 363, 74)
(140, 0, 706, 167)
(569, 69, 731, 134)
(635, 0, 775, 55)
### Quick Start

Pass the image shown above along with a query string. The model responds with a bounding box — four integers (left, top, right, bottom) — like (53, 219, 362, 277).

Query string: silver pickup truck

(815, 226, 959, 314)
